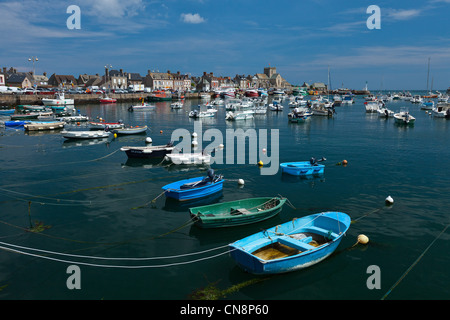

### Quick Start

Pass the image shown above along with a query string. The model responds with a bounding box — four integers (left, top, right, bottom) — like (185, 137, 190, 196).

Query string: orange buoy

(342, 159, 348, 165)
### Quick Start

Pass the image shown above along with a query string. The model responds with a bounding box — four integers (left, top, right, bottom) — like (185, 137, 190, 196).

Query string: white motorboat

(164, 152, 211, 165)
(170, 101, 184, 109)
(225, 107, 254, 121)
(377, 106, 394, 118)
(189, 108, 216, 118)
(341, 94, 354, 105)
(411, 95, 423, 104)
(432, 102, 450, 118)
(42, 92, 74, 106)
(365, 101, 381, 113)
(420, 101, 435, 110)
(311, 101, 334, 116)
(394, 110, 416, 125)
(62, 130, 111, 139)
(225, 98, 243, 111)
(128, 103, 155, 111)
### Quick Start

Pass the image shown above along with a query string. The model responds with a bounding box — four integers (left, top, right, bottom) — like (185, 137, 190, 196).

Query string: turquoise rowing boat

(189, 197, 287, 228)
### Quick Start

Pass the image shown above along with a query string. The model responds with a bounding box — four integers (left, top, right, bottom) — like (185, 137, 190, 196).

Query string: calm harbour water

(0, 92, 449, 300)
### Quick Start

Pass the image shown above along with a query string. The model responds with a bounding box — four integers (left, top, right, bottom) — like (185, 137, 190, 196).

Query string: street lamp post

(105, 64, 112, 92)
(28, 56, 38, 90)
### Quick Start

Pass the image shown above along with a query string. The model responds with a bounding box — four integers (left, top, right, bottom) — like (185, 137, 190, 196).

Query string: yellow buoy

(113, 133, 117, 139)
(258, 160, 263, 166)
(352, 234, 369, 247)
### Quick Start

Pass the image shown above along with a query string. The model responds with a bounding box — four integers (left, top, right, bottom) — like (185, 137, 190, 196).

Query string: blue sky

(1, 0, 449, 90)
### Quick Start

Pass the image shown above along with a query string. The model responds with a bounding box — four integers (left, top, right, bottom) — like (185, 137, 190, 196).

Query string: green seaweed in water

(188, 278, 269, 300)
(28, 221, 51, 233)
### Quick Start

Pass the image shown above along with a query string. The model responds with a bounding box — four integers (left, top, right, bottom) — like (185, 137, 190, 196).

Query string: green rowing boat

(189, 197, 287, 228)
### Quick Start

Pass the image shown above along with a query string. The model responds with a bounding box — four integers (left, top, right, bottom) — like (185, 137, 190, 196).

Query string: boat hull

(112, 126, 147, 135)
(189, 197, 286, 228)
(162, 176, 224, 201)
(24, 121, 65, 131)
(121, 145, 174, 159)
(62, 130, 111, 139)
(229, 212, 351, 274)
(280, 162, 325, 176)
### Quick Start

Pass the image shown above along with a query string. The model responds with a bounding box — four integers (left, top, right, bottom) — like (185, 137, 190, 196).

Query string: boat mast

(427, 57, 430, 92)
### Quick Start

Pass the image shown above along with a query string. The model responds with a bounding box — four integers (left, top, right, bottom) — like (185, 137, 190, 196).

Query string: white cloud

(386, 9, 422, 20)
(180, 13, 206, 24)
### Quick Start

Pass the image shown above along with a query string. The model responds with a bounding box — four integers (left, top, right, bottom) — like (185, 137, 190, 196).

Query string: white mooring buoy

(385, 195, 394, 205)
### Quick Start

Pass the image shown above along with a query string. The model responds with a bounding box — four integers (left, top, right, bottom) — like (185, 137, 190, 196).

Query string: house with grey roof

(48, 74, 78, 88)
(6, 73, 33, 88)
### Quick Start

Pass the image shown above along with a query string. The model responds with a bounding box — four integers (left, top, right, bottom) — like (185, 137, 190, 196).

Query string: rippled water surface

(0, 92, 449, 300)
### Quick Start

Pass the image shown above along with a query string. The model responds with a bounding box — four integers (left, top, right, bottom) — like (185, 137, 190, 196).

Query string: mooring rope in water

(380, 223, 450, 300)
(0, 241, 234, 269)
(0, 212, 196, 245)
(351, 206, 384, 223)
(0, 148, 122, 171)
(0, 186, 153, 207)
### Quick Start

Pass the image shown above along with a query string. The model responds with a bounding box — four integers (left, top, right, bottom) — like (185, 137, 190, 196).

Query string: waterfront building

(107, 69, 128, 89)
(6, 73, 33, 88)
(77, 73, 101, 87)
(48, 74, 78, 89)
(233, 74, 249, 89)
(170, 71, 190, 92)
(144, 70, 174, 90)
(32, 73, 49, 87)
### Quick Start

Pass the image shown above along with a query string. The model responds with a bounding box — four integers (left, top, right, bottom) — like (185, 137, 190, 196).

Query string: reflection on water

(1, 93, 450, 299)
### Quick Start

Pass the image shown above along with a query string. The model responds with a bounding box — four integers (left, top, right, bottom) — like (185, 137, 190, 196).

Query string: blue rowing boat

(162, 169, 224, 201)
(280, 157, 326, 176)
(4, 120, 31, 127)
(229, 211, 351, 275)
(0, 108, 15, 115)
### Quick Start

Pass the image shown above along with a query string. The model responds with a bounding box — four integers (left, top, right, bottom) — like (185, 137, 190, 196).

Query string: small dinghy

(24, 121, 65, 131)
(280, 157, 326, 176)
(4, 120, 31, 127)
(229, 211, 351, 274)
(189, 196, 287, 228)
(128, 103, 155, 111)
(89, 121, 124, 130)
(112, 125, 148, 135)
(0, 108, 15, 116)
(62, 130, 111, 139)
(164, 152, 211, 165)
(162, 169, 224, 201)
(120, 142, 175, 158)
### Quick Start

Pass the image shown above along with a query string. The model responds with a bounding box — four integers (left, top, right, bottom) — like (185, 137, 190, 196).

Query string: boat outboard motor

(310, 157, 317, 165)
(207, 169, 215, 181)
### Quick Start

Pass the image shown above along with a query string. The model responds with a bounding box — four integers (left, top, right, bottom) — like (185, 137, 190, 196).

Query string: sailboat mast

(427, 57, 430, 92)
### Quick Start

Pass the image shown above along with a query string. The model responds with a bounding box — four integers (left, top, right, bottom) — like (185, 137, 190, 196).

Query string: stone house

(6, 73, 33, 88)
(170, 71, 190, 92)
(48, 74, 78, 88)
(144, 70, 173, 90)
(78, 74, 101, 87)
